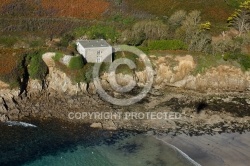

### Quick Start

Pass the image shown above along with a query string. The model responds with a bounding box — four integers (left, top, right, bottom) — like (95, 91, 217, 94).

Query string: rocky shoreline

(1, 52, 250, 135)
(1, 86, 250, 136)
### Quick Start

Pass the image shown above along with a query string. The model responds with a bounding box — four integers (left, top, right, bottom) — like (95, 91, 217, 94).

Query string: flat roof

(77, 39, 111, 48)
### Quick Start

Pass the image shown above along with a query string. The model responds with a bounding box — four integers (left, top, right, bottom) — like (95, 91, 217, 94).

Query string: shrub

(168, 10, 187, 28)
(188, 33, 212, 53)
(27, 50, 48, 80)
(73, 25, 120, 43)
(68, 56, 84, 70)
(212, 38, 242, 54)
(223, 53, 250, 70)
(53, 52, 64, 61)
(147, 40, 187, 50)
(174, 10, 212, 53)
(225, 0, 245, 7)
(29, 40, 44, 48)
(227, 0, 250, 36)
(0, 36, 18, 47)
(74, 63, 94, 83)
(121, 30, 146, 46)
(59, 34, 75, 47)
(109, 14, 135, 26)
(121, 20, 169, 45)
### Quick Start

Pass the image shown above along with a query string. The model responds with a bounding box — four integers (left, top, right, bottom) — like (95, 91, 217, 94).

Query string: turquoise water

(0, 119, 196, 166)
(24, 134, 194, 166)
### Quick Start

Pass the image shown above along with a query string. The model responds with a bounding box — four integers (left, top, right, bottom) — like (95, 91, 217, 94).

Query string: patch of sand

(157, 132, 250, 166)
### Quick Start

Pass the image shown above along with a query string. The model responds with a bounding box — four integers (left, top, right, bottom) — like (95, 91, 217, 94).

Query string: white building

(76, 39, 112, 63)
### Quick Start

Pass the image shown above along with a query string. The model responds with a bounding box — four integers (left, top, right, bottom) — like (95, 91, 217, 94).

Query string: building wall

(76, 44, 86, 58)
(85, 46, 112, 63)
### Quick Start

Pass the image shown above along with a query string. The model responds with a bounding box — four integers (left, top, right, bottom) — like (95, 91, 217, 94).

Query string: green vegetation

(68, 56, 84, 70)
(0, 36, 18, 47)
(108, 14, 135, 27)
(225, 0, 245, 7)
(114, 51, 145, 73)
(74, 63, 94, 83)
(26, 50, 48, 80)
(52, 52, 64, 61)
(73, 25, 120, 43)
(29, 39, 44, 48)
(1, 0, 250, 88)
(121, 20, 169, 46)
(224, 53, 250, 70)
(147, 40, 187, 50)
(192, 53, 223, 74)
(227, 0, 250, 36)
(59, 34, 75, 47)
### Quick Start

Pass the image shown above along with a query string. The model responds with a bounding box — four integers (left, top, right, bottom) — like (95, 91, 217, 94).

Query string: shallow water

(24, 134, 195, 166)
(0, 119, 196, 166)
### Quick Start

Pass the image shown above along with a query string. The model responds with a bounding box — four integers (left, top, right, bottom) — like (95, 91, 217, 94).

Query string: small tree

(168, 10, 187, 28)
(227, 0, 250, 36)
(120, 20, 169, 45)
(175, 10, 212, 53)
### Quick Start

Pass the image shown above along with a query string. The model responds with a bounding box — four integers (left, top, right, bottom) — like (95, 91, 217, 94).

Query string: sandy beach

(156, 132, 250, 166)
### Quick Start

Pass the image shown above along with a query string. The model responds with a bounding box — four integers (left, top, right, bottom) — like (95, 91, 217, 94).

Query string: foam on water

(155, 137, 201, 166)
(4, 121, 37, 128)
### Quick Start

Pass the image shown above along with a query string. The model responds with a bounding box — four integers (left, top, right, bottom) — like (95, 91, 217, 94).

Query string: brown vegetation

(41, 0, 109, 19)
(0, 49, 25, 87)
(0, 0, 110, 19)
(0, 49, 23, 75)
(125, 0, 234, 23)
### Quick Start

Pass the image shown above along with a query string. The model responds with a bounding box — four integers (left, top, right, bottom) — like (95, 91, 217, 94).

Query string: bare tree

(168, 10, 187, 28)
(228, 0, 250, 36)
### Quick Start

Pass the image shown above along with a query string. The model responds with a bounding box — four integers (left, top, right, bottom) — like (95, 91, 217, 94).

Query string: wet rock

(0, 105, 8, 114)
(212, 128, 223, 132)
(0, 114, 8, 122)
(102, 121, 117, 130)
(90, 122, 103, 129)
(8, 109, 20, 115)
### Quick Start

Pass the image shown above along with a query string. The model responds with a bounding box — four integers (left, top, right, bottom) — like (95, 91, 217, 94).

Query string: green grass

(145, 49, 230, 75)
(53, 52, 64, 61)
(114, 51, 146, 73)
(68, 56, 84, 70)
(29, 40, 44, 48)
(223, 53, 250, 71)
(26, 50, 48, 80)
(0, 36, 18, 47)
(72, 25, 120, 43)
(147, 40, 187, 50)
(192, 53, 223, 75)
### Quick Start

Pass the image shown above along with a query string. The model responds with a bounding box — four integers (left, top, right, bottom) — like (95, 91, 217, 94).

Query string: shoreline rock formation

(0, 52, 250, 135)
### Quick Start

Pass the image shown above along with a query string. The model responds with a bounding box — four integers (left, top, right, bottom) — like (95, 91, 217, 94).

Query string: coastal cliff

(0, 52, 250, 135)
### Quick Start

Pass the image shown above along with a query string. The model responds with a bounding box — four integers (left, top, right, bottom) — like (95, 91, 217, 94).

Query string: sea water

(0, 119, 197, 166)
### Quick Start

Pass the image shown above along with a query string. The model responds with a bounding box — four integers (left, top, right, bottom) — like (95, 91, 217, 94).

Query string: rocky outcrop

(154, 55, 196, 88)
(0, 89, 20, 121)
(0, 80, 9, 89)
(152, 55, 250, 92)
(27, 53, 250, 95)
(0, 52, 250, 135)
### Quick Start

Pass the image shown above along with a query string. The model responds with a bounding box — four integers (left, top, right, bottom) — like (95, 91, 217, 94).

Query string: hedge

(147, 40, 187, 50)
